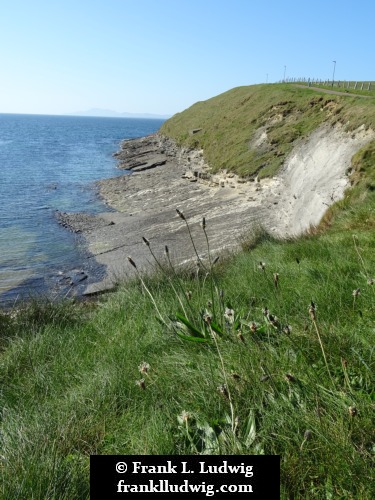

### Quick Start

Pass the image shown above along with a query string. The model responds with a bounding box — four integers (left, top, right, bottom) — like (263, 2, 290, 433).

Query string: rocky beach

(55, 122, 374, 296)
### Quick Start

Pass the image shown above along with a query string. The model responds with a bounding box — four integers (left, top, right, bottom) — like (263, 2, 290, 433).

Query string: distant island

(68, 108, 171, 119)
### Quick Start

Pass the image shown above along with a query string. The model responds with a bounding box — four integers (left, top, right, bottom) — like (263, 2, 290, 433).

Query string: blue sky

(0, 0, 373, 116)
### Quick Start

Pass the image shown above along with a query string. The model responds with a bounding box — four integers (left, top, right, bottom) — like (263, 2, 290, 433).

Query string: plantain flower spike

(128, 256, 137, 269)
(176, 208, 185, 220)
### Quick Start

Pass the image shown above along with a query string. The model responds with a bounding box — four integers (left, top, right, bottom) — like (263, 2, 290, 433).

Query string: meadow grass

(0, 206, 374, 499)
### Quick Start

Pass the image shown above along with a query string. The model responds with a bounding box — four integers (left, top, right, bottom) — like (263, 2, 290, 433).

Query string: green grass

(1, 83, 375, 498)
(1, 210, 374, 498)
(160, 83, 375, 179)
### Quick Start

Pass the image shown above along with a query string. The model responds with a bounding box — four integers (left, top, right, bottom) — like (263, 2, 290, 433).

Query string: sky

(0, 0, 374, 117)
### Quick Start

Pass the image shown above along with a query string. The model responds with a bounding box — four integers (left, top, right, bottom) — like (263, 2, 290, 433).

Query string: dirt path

(293, 84, 373, 99)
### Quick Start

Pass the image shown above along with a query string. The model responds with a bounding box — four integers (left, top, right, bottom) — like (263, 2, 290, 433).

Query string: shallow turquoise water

(0, 114, 164, 303)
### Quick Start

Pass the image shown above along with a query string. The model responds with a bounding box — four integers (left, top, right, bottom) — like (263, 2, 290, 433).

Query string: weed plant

(0, 207, 374, 499)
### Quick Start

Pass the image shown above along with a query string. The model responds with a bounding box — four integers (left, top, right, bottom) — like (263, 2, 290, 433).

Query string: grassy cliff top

(160, 83, 375, 178)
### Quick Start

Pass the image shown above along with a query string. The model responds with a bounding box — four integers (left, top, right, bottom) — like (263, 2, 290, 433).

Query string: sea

(0, 114, 165, 305)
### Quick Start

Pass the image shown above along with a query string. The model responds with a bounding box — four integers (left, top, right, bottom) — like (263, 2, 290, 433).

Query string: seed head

(250, 322, 258, 332)
(237, 332, 245, 343)
(268, 314, 280, 328)
(186, 290, 192, 300)
(224, 307, 234, 323)
(179, 410, 191, 423)
(164, 245, 169, 255)
(142, 236, 150, 247)
(348, 406, 357, 417)
(207, 300, 212, 308)
(304, 429, 312, 441)
(217, 384, 229, 399)
(308, 302, 317, 321)
(273, 273, 279, 288)
(213, 256, 220, 265)
(285, 373, 296, 383)
(203, 312, 212, 325)
(176, 208, 185, 220)
(352, 288, 361, 297)
(283, 324, 292, 334)
(127, 256, 137, 269)
(202, 217, 206, 230)
(135, 379, 146, 390)
(138, 361, 150, 375)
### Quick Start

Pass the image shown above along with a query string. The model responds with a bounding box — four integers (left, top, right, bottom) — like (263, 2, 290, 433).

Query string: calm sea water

(0, 114, 164, 304)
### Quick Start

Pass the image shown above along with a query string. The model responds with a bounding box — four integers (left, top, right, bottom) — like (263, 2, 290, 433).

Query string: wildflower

(138, 361, 150, 375)
(128, 256, 137, 269)
(300, 429, 312, 450)
(308, 301, 317, 321)
(348, 406, 357, 417)
(176, 208, 185, 220)
(268, 313, 280, 329)
(135, 379, 146, 390)
(352, 288, 361, 297)
(258, 261, 266, 271)
(207, 300, 212, 308)
(283, 324, 292, 335)
(273, 273, 279, 288)
(367, 278, 374, 285)
(250, 322, 258, 333)
(224, 307, 234, 323)
(179, 410, 191, 423)
(142, 236, 150, 247)
(186, 290, 192, 300)
(203, 311, 212, 325)
(262, 307, 269, 317)
(234, 416, 240, 435)
(237, 332, 245, 343)
(217, 384, 229, 399)
(304, 429, 312, 441)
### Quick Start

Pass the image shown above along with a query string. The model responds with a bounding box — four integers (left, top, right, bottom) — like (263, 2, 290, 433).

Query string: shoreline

(55, 123, 374, 297)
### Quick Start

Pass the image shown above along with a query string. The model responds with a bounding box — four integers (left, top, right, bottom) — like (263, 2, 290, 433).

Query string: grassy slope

(160, 83, 375, 178)
(1, 84, 375, 499)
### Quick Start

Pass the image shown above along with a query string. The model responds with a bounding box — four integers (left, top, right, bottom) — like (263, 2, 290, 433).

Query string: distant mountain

(68, 108, 171, 119)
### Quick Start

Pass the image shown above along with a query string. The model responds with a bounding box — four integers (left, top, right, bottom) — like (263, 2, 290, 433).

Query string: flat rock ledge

(58, 126, 374, 296)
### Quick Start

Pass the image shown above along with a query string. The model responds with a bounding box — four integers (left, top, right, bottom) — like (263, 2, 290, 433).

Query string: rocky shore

(57, 125, 374, 296)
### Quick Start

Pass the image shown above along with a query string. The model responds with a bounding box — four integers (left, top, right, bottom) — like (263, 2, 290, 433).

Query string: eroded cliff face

(57, 124, 374, 295)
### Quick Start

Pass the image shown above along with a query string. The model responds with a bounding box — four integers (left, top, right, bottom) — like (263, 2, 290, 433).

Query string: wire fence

(279, 77, 373, 91)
